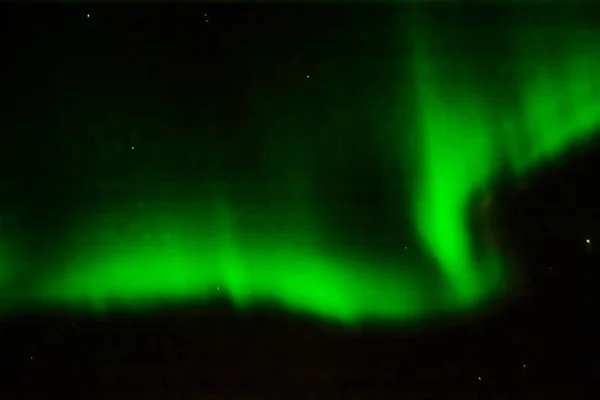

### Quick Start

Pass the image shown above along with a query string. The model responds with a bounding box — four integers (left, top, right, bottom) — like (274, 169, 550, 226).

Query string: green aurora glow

(2, 8, 600, 324)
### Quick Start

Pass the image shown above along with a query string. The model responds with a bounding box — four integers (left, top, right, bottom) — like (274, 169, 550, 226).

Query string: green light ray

(409, 7, 600, 309)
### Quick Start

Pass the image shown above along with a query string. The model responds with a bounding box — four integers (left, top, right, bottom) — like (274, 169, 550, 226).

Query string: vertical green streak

(409, 10, 500, 305)
(409, 7, 600, 309)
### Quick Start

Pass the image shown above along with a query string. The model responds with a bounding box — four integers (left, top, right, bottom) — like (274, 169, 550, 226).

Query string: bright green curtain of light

(2, 7, 600, 325)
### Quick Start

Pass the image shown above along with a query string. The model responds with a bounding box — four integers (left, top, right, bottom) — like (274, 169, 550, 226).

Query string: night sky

(2, 3, 600, 399)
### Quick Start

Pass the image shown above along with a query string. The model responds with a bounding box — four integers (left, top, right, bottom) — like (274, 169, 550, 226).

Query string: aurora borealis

(2, 6, 600, 325)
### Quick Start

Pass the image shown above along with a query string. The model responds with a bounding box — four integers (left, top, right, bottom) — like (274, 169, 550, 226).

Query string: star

(131, 146, 135, 150)
(306, 74, 310, 79)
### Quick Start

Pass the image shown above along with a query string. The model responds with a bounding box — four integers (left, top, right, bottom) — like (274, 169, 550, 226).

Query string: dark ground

(1, 4, 600, 399)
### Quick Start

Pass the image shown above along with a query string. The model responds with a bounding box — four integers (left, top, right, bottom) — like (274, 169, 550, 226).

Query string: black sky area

(1, 4, 600, 399)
